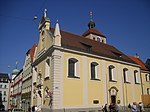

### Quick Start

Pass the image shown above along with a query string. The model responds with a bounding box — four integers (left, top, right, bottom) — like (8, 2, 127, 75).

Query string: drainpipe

(140, 70, 144, 95)
(106, 73, 108, 104)
(122, 76, 125, 111)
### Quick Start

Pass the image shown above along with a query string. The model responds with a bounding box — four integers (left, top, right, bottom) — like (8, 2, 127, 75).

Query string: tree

(145, 59, 150, 70)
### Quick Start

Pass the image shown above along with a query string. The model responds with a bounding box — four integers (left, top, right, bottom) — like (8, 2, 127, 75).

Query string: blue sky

(0, 0, 150, 73)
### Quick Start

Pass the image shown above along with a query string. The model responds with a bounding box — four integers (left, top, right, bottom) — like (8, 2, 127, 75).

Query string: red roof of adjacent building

(128, 56, 148, 71)
(30, 44, 37, 63)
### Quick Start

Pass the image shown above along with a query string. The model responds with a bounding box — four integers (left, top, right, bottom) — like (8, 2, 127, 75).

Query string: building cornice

(32, 45, 140, 68)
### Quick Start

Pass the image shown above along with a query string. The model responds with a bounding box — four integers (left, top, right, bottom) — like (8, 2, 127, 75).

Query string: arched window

(134, 70, 140, 84)
(145, 74, 150, 82)
(123, 68, 129, 83)
(109, 65, 116, 81)
(68, 58, 79, 78)
(147, 88, 150, 95)
(97, 37, 100, 42)
(91, 62, 100, 80)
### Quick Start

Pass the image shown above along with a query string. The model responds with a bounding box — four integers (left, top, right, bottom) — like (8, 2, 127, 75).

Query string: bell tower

(38, 9, 50, 31)
(82, 11, 107, 44)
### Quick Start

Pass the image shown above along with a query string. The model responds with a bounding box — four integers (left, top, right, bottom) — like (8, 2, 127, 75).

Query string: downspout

(106, 73, 108, 104)
(122, 76, 125, 110)
(140, 69, 144, 95)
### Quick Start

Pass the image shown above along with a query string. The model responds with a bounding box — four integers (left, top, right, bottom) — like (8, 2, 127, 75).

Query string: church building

(32, 10, 143, 112)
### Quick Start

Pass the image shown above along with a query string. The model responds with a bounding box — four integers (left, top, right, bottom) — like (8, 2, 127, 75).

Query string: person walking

(132, 102, 137, 112)
(103, 104, 108, 112)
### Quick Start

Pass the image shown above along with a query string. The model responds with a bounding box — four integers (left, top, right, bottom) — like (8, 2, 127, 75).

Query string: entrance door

(111, 95, 116, 104)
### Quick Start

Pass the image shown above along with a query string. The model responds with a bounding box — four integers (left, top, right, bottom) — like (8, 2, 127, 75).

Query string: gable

(36, 29, 54, 59)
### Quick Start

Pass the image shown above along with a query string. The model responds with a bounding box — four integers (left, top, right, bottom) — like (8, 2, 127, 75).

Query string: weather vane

(90, 11, 93, 19)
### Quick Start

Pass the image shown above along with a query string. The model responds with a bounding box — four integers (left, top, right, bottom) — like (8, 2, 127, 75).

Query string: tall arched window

(123, 68, 129, 83)
(91, 62, 100, 80)
(68, 58, 79, 78)
(147, 88, 150, 95)
(109, 65, 116, 81)
(134, 70, 140, 84)
(145, 74, 150, 82)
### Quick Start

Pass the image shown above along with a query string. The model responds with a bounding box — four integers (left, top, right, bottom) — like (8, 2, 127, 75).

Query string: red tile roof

(30, 44, 37, 63)
(82, 28, 106, 37)
(50, 28, 136, 64)
(128, 56, 148, 71)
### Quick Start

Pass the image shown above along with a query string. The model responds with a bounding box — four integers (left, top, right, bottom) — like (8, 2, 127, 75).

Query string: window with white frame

(45, 58, 50, 78)
(91, 62, 100, 80)
(123, 68, 129, 83)
(145, 74, 150, 82)
(147, 88, 150, 95)
(33, 67, 37, 83)
(68, 58, 79, 78)
(97, 37, 101, 42)
(109, 65, 116, 81)
(134, 70, 140, 84)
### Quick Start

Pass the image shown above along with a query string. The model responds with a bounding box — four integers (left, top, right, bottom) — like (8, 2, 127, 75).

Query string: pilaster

(51, 49, 63, 109)
(82, 56, 88, 107)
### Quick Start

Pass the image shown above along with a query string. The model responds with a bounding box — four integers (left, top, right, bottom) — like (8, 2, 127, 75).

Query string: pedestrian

(114, 104, 119, 112)
(109, 103, 114, 112)
(139, 102, 144, 112)
(131, 102, 137, 112)
(102, 104, 108, 112)
(32, 105, 35, 112)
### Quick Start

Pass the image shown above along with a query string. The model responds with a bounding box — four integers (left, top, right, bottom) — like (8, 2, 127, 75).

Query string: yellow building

(32, 10, 143, 111)
(129, 56, 150, 107)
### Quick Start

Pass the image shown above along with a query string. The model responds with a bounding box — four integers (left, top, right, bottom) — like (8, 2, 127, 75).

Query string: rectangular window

(123, 69, 129, 83)
(68, 58, 79, 78)
(91, 62, 100, 80)
(91, 64, 95, 79)
(45, 59, 50, 78)
(4, 91, 6, 95)
(0, 85, 2, 88)
(109, 65, 116, 81)
(33, 67, 37, 83)
(109, 68, 112, 81)
(147, 88, 150, 95)
(69, 59, 75, 77)
(145, 74, 150, 82)
(134, 71, 140, 84)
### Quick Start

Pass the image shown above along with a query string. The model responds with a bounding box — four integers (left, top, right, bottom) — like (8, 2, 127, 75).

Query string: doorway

(111, 95, 116, 104)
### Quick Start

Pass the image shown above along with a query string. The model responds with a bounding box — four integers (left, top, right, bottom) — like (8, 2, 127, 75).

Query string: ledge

(90, 78, 101, 81)
(68, 76, 80, 79)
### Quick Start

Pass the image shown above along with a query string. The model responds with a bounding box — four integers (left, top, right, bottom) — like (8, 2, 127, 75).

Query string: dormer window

(97, 37, 100, 42)
(93, 37, 95, 40)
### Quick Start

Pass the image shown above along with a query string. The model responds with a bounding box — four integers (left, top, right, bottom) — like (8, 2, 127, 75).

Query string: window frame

(45, 58, 50, 79)
(123, 68, 130, 83)
(147, 88, 150, 95)
(108, 65, 116, 82)
(134, 70, 140, 84)
(145, 74, 150, 82)
(90, 62, 100, 81)
(68, 58, 80, 79)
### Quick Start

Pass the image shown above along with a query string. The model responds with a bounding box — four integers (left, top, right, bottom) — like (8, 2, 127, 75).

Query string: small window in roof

(97, 37, 100, 42)
(80, 42, 92, 51)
